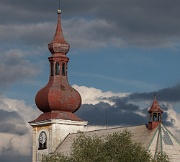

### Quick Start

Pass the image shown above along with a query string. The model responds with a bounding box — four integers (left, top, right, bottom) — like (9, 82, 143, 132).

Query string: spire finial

(154, 93, 157, 100)
(58, 0, 60, 9)
(48, 0, 70, 55)
(57, 0, 61, 14)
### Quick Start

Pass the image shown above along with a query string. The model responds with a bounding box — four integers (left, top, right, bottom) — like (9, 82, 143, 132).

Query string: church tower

(29, 5, 87, 162)
(148, 95, 163, 130)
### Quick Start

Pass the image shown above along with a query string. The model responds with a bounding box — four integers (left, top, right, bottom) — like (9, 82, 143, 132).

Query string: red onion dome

(35, 77, 81, 113)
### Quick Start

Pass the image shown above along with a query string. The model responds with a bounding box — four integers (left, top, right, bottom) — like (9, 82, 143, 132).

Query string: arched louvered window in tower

(55, 62, 60, 75)
(62, 62, 66, 76)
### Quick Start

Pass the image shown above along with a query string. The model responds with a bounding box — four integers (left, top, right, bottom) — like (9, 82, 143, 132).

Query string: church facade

(29, 5, 180, 162)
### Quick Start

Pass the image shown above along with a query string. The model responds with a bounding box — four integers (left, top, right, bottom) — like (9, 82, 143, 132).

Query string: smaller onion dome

(48, 10, 70, 55)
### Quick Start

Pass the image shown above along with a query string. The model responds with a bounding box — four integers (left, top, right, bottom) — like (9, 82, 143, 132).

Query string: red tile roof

(29, 111, 83, 123)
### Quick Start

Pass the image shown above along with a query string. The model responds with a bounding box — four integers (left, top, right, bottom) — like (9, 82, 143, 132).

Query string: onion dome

(35, 78, 82, 113)
(35, 9, 82, 115)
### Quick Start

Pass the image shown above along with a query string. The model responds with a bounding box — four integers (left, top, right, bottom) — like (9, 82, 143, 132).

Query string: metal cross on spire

(57, 0, 61, 14)
(154, 93, 157, 100)
(58, 0, 60, 10)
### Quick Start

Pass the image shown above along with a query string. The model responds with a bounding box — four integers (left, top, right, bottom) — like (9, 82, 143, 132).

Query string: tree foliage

(42, 131, 170, 162)
(151, 152, 170, 162)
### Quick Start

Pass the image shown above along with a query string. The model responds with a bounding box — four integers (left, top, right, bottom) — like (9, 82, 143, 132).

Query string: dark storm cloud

(67, 0, 180, 43)
(0, 0, 56, 23)
(65, 0, 179, 48)
(129, 84, 180, 102)
(0, 110, 28, 135)
(76, 100, 171, 126)
(61, 0, 180, 48)
(1, 0, 180, 48)
(112, 97, 139, 111)
(0, 0, 56, 49)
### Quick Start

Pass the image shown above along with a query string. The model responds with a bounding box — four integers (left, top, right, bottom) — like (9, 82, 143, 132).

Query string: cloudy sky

(1, 0, 180, 161)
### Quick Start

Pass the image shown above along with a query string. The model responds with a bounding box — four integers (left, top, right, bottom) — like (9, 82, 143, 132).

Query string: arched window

(158, 113, 161, 121)
(38, 131, 47, 150)
(51, 62, 54, 76)
(153, 113, 157, 121)
(55, 62, 60, 75)
(152, 112, 162, 122)
(62, 62, 66, 76)
(149, 114, 152, 122)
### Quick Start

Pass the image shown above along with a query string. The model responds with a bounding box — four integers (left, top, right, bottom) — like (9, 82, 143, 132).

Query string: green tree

(152, 152, 170, 162)
(42, 131, 170, 162)
(42, 153, 71, 162)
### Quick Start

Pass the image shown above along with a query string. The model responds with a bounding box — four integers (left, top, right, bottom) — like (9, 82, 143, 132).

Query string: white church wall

(31, 119, 87, 162)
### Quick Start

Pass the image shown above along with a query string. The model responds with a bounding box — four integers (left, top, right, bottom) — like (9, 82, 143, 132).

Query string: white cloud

(0, 96, 40, 122)
(0, 133, 31, 156)
(73, 84, 128, 105)
(165, 103, 180, 140)
(0, 96, 41, 156)
(166, 104, 180, 129)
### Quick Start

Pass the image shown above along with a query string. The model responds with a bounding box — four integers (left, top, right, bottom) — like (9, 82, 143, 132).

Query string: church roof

(29, 111, 83, 124)
(149, 124, 180, 162)
(55, 124, 180, 162)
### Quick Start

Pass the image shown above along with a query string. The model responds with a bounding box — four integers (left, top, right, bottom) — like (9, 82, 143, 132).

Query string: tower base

(29, 118, 88, 162)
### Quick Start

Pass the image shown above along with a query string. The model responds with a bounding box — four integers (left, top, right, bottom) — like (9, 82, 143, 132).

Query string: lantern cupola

(148, 95, 163, 130)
